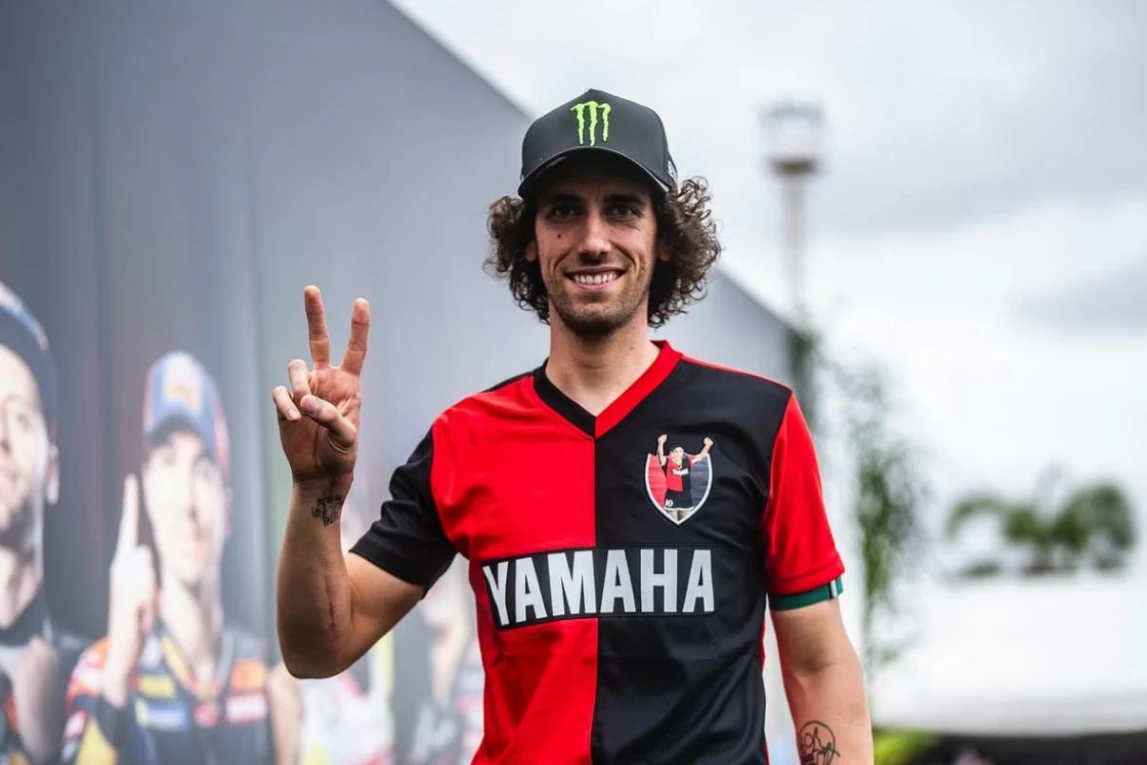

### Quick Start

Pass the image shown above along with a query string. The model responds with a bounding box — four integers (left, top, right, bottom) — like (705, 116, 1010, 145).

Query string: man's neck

(159, 576, 224, 686)
(545, 315, 661, 417)
(0, 547, 40, 629)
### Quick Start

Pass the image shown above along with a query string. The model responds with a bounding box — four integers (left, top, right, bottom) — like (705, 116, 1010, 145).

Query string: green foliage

(787, 324, 930, 679)
(787, 321, 822, 433)
(945, 467, 1137, 578)
(835, 362, 930, 675)
(874, 730, 937, 765)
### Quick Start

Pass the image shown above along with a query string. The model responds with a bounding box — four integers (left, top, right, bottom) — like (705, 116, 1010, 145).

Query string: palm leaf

(1001, 505, 1054, 545)
(945, 493, 1015, 539)
(1057, 482, 1138, 572)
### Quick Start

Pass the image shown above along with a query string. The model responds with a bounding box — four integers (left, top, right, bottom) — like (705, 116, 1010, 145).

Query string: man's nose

(577, 209, 610, 259)
(184, 476, 204, 523)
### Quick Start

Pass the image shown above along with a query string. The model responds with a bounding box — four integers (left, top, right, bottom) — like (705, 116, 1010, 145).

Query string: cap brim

(517, 146, 670, 200)
(144, 412, 212, 453)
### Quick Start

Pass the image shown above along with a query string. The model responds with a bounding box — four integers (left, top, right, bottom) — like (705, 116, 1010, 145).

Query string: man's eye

(550, 204, 576, 218)
(609, 204, 637, 218)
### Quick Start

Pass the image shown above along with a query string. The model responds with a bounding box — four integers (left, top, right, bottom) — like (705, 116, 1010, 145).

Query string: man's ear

(45, 442, 60, 505)
(656, 236, 672, 263)
(526, 239, 539, 263)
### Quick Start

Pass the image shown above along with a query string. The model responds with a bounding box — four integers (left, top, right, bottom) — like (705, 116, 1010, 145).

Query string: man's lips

(566, 269, 623, 289)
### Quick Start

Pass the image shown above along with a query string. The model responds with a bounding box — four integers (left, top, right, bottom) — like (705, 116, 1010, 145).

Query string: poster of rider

(0, 270, 103, 765)
(391, 557, 484, 765)
(1, 154, 280, 764)
(48, 75, 285, 762)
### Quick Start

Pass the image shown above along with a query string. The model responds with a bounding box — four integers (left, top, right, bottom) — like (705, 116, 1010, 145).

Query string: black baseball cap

(517, 88, 679, 200)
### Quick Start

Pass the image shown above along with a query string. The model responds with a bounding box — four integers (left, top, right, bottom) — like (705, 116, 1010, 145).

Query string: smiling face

(0, 345, 57, 553)
(141, 426, 228, 590)
(527, 156, 667, 339)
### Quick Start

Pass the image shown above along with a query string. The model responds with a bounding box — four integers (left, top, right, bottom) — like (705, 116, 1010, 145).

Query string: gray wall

(655, 272, 794, 384)
(0, 0, 793, 675)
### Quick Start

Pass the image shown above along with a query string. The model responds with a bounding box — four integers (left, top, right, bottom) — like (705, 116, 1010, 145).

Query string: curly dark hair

(484, 177, 721, 329)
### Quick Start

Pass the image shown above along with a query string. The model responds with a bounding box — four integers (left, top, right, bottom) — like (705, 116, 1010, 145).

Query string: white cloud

(1018, 252, 1147, 333)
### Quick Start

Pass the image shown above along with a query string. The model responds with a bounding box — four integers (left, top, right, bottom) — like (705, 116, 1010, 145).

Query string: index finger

(304, 285, 331, 369)
(339, 298, 370, 377)
(115, 473, 140, 555)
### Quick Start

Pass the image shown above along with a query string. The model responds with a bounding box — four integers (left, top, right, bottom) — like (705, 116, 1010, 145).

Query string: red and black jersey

(351, 341, 845, 765)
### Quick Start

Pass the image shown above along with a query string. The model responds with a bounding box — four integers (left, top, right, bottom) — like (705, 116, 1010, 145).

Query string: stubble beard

(548, 274, 651, 340)
(0, 492, 39, 555)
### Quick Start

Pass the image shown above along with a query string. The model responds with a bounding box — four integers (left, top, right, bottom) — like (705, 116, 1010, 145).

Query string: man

(653, 433, 714, 522)
(0, 280, 86, 765)
(62, 351, 277, 765)
(273, 89, 873, 764)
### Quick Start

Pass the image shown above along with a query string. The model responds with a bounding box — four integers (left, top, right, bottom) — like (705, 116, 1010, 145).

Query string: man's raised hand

(103, 474, 157, 708)
(272, 286, 370, 488)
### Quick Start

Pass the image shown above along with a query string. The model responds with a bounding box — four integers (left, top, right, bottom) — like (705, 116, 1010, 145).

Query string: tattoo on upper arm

(311, 492, 344, 526)
(798, 720, 840, 765)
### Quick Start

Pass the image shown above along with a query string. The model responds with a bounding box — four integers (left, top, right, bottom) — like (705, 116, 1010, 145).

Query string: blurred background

(0, 1, 1144, 764)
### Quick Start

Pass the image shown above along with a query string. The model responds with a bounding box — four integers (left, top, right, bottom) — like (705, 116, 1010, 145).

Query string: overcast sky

(390, 0, 1147, 577)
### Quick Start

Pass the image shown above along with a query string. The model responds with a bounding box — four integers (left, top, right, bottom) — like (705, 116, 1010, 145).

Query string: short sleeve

(761, 393, 845, 611)
(349, 427, 456, 592)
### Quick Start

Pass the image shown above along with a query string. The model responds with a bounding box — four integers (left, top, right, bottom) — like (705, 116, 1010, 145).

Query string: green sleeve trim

(770, 576, 844, 611)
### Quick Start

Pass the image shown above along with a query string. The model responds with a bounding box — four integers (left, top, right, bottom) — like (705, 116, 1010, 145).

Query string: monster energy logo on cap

(571, 101, 611, 147)
(517, 88, 678, 199)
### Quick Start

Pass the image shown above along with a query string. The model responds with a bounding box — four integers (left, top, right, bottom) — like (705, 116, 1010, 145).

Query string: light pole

(761, 101, 829, 761)
(762, 101, 825, 328)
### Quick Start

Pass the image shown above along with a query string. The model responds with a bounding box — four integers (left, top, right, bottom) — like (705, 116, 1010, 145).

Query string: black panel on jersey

(350, 428, 456, 592)
(588, 360, 791, 764)
(533, 362, 595, 436)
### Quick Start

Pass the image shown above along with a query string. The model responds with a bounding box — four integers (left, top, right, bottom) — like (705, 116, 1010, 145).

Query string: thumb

(299, 395, 357, 448)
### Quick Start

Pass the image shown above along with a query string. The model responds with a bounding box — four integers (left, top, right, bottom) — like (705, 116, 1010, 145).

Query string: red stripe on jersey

(434, 376, 598, 763)
(594, 341, 681, 437)
(761, 395, 844, 596)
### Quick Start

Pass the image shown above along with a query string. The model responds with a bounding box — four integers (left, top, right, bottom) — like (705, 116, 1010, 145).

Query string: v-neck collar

(532, 340, 683, 438)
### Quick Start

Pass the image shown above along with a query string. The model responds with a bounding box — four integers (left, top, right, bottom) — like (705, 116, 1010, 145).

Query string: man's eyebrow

(537, 191, 647, 208)
(605, 192, 645, 207)
(538, 192, 581, 207)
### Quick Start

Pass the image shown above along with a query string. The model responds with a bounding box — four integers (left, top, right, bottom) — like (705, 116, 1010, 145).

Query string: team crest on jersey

(644, 434, 716, 525)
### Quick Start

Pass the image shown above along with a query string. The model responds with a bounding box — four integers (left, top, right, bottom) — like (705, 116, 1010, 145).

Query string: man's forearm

(276, 478, 354, 678)
(782, 652, 873, 765)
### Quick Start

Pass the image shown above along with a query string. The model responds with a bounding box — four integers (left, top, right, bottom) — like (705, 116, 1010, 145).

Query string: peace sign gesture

(272, 286, 370, 488)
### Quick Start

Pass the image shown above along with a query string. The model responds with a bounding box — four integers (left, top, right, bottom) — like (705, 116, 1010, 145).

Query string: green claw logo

(571, 101, 611, 146)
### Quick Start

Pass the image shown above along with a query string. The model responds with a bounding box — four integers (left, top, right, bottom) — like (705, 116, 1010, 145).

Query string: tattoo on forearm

(798, 721, 840, 765)
(310, 493, 344, 526)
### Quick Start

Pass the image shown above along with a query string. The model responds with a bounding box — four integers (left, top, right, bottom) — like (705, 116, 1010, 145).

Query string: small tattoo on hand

(311, 494, 343, 526)
(798, 720, 840, 765)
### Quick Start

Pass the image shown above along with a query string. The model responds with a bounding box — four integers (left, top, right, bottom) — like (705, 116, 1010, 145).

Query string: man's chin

(554, 304, 639, 338)
(169, 563, 212, 592)
(0, 506, 37, 552)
